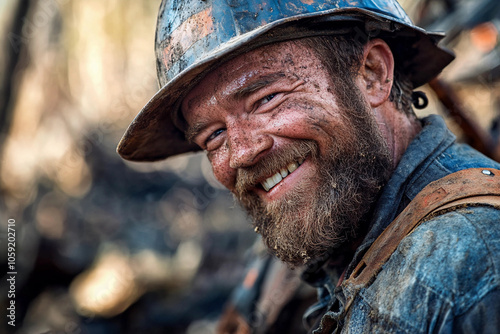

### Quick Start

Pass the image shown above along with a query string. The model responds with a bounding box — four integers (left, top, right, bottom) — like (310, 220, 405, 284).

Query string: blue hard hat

(117, 0, 454, 161)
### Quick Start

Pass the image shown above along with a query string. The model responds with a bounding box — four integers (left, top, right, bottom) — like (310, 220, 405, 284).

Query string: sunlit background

(0, 0, 499, 333)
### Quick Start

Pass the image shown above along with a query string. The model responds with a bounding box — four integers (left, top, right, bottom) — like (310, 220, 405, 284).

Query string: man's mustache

(234, 140, 318, 197)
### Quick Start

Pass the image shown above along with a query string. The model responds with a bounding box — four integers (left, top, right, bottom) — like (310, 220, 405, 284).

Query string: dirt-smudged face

(182, 40, 392, 266)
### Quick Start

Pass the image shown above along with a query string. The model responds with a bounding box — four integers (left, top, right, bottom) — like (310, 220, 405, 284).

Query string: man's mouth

(261, 158, 305, 192)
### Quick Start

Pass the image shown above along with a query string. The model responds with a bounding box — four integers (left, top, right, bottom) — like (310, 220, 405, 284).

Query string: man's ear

(356, 39, 394, 108)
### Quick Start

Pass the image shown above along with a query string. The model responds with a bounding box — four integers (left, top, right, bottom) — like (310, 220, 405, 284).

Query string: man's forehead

(183, 40, 315, 104)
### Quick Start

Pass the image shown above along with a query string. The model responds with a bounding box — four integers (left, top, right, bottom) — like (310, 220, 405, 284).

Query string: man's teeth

(288, 162, 298, 173)
(261, 159, 304, 192)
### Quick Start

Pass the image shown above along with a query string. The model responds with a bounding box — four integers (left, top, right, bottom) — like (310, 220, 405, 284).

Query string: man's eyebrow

(185, 121, 207, 144)
(233, 72, 286, 100)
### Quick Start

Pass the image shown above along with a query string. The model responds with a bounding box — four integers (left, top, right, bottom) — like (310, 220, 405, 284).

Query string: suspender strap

(342, 168, 500, 312)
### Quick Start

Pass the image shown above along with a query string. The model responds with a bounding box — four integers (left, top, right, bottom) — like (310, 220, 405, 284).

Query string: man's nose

(227, 125, 273, 169)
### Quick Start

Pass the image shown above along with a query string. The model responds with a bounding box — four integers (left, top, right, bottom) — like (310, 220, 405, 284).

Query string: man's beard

(233, 83, 393, 267)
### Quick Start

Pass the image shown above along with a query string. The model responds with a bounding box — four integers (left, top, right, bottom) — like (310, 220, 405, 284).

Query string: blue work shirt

(303, 115, 500, 333)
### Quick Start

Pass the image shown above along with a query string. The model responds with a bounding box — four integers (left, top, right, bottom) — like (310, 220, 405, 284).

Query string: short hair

(299, 29, 415, 117)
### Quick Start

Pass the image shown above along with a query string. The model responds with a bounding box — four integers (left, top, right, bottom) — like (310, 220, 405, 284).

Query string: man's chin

(259, 209, 363, 268)
(255, 210, 338, 267)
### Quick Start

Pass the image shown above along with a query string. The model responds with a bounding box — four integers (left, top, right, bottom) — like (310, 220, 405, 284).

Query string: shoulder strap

(341, 168, 500, 311)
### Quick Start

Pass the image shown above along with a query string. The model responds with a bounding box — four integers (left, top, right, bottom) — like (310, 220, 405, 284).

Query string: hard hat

(117, 0, 454, 162)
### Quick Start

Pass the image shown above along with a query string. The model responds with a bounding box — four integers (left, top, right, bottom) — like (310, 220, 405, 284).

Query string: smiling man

(181, 39, 400, 266)
(117, 0, 500, 333)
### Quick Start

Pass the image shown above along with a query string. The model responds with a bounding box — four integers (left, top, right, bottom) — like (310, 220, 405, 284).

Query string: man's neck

(373, 103, 422, 169)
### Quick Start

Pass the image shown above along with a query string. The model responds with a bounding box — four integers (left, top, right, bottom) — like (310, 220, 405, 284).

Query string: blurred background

(0, 0, 499, 333)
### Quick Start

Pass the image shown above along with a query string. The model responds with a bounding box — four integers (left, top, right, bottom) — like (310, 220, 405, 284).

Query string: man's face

(182, 40, 392, 266)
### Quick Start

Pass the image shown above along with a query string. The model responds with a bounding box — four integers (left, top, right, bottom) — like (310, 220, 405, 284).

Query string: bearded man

(117, 0, 500, 332)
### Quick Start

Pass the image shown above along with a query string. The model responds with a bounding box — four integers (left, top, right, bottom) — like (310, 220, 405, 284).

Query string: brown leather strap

(342, 168, 500, 312)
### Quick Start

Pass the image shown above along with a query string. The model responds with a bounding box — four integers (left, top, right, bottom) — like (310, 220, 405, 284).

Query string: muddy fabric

(302, 115, 500, 333)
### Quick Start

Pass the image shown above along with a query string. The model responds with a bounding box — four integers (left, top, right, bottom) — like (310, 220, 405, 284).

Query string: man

(117, 0, 500, 332)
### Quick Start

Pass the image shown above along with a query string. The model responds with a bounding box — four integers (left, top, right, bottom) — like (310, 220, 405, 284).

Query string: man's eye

(205, 128, 225, 146)
(258, 93, 277, 106)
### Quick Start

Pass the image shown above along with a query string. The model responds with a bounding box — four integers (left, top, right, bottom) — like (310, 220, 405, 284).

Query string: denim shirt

(303, 115, 500, 333)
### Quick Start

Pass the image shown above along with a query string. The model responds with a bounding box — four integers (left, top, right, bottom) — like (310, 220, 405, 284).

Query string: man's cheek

(210, 161, 236, 191)
(272, 103, 336, 138)
(206, 148, 233, 189)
